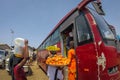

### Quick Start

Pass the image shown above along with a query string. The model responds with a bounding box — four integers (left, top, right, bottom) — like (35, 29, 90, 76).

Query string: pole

(10, 29, 14, 47)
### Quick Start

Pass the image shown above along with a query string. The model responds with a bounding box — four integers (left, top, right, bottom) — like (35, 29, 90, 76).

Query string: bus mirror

(92, 2, 105, 15)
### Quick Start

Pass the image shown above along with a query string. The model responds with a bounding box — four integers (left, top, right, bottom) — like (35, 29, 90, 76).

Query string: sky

(0, 0, 120, 48)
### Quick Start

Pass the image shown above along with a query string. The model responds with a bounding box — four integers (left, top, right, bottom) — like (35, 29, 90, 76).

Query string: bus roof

(38, 0, 94, 48)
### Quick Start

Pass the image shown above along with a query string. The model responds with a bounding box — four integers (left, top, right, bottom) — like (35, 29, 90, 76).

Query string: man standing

(9, 38, 29, 80)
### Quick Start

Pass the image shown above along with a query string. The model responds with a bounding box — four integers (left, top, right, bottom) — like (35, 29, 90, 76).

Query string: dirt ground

(27, 61, 48, 80)
(0, 61, 48, 80)
(0, 68, 11, 80)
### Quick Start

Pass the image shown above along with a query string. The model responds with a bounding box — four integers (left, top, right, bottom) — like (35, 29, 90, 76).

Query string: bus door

(75, 11, 98, 80)
(60, 24, 75, 80)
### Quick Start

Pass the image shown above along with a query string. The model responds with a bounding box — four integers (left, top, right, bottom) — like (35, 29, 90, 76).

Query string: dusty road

(27, 62, 48, 80)
(0, 68, 11, 80)
(0, 62, 48, 80)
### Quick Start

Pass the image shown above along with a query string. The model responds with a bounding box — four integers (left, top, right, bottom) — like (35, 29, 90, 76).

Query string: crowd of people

(9, 32, 76, 80)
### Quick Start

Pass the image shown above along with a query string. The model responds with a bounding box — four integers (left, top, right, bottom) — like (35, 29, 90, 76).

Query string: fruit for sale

(46, 55, 70, 66)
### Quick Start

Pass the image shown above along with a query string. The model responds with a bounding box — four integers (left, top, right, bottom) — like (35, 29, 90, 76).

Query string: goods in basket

(46, 46, 60, 51)
(46, 54, 70, 66)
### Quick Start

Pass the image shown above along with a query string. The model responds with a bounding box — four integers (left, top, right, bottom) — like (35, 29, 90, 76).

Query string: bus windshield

(89, 9, 115, 40)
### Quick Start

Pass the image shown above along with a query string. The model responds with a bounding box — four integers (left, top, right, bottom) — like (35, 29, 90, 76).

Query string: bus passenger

(66, 32, 73, 49)
(67, 41, 76, 80)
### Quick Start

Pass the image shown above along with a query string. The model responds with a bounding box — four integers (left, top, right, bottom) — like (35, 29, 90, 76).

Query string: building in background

(0, 44, 12, 55)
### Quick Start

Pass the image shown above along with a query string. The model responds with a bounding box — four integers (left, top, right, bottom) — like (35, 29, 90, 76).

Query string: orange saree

(68, 49, 76, 80)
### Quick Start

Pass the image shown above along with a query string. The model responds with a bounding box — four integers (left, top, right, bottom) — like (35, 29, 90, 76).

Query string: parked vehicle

(0, 50, 6, 69)
(37, 0, 120, 80)
(5, 51, 14, 72)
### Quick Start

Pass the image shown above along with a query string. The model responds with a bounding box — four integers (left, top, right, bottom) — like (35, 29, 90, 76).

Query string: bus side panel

(37, 50, 49, 73)
(76, 43, 98, 80)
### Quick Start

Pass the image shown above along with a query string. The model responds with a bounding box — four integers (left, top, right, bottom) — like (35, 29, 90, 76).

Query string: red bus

(37, 0, 120, 80)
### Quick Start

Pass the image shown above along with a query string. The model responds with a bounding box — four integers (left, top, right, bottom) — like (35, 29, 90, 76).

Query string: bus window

(51, 28, 60, 45)
(90, 9, 115, 40)
(75, 12, 93, 45)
